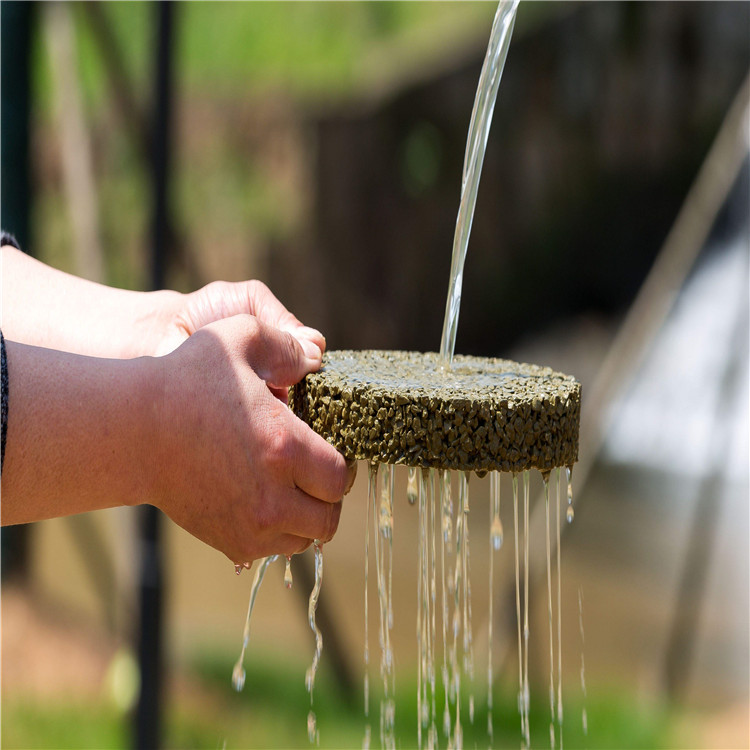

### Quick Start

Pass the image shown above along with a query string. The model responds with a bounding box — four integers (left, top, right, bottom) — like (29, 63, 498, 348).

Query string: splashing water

(439, 0, 520, 366)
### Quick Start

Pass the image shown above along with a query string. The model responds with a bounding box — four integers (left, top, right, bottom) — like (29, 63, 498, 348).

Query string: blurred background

(1, 1, 748, 748)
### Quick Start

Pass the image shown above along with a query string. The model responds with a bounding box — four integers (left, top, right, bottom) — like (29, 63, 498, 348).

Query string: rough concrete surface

(290, 350, 580, 473)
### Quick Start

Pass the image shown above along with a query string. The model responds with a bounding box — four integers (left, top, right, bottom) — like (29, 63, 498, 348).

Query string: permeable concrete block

(290, 350, 580, 474)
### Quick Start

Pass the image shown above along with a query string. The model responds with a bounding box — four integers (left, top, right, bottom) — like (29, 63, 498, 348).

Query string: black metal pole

(135, 3, 175, 748)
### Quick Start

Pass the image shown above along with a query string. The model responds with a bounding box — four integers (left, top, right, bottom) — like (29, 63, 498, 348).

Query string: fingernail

(298, 336, 322, 361)
(344, 458, 357, 495)
(299, 326, 325, 345)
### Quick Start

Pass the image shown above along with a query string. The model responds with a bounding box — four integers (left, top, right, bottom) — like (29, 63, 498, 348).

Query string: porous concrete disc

(290, 350, 580, 474)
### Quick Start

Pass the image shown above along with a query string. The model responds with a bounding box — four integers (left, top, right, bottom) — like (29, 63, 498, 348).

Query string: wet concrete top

(290, 350, 581, 474)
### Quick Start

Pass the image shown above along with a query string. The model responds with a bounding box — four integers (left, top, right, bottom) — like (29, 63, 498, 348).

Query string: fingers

(282, 487, 343, 542)
(241, 280, 326, 359)
(286, 419, 355, 504)
(187, 280, 326, 360)
(237, 315, 320, 387)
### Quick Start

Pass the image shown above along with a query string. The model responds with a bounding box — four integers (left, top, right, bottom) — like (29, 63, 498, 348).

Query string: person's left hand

(152, 280, 326, 399)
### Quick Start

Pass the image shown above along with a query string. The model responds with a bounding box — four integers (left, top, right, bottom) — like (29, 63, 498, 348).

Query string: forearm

(0, 245, 181, 358)
(0, 340, 158, 524)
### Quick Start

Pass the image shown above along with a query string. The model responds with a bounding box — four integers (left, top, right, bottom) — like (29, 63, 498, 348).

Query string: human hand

(146, 313, 356, 564)
(154, 280, 325, 369)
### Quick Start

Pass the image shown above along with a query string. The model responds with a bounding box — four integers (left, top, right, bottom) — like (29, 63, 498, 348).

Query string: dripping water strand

(556, 468, 564, 748)
(566, 466, 575, 523)
(439, 0, 519, 366)
(379, 463, 396, 749)
(429, 469, 438, 749)
(417, 469, 424, 749)
(232, 555, 278, 692)
(421, 470, 429, 743)
(461, 472, 475, 727)
(408, 466, 418, 505)
(451, 471, 465, 749)
(487, 470, 502, 743)
(512, 474, 525, 748)
(284, 556, 293, 589)
(363, 463, 374, 749)
(440, 470, 452, 741)
(544, 473, 556, 750)
(525, 472, 533, 748)
(305, 542, 324, 745)
(372, 465, 385, 748)
(579, 586, 588, 736)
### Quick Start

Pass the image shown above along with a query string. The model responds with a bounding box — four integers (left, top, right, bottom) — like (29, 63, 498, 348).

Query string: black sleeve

(1, 231, 19, 474)
(1, 329, 7, 475)
(1, 231, 20, 250)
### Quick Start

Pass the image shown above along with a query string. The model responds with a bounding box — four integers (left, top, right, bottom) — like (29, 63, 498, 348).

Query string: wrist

(127, 289, 186, 358)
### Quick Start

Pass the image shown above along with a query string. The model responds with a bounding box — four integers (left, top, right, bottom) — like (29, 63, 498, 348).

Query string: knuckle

(264, 422, 295, 475)
(326, 451, 349, 499)
(323, 502, 342, 542)
(254, 498, 281, 536)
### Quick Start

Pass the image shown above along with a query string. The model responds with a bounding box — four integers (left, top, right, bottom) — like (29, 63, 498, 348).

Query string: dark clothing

(0, 233, 18, 474)
(1, 330, 7, 474)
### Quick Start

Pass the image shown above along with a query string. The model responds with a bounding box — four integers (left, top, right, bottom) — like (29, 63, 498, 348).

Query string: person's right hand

(144, 313, 355, 565)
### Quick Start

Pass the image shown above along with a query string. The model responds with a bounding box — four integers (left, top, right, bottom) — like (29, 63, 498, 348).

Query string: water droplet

(232, 662, 245, 692)
(407, 466, 418, 505)
(582, 707, 588, 735)
(442, 705, 451, 737)
(566, 505, 575, 523)
(307, 710, 317, 743)
(490, 515, 504, 550)
(284, 556, 293, 589)
(234, 564, 242, 576)
(469, 694, 474, 723)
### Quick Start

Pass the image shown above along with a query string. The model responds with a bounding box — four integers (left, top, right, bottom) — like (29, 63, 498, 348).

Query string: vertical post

(135, 3, 175, 748)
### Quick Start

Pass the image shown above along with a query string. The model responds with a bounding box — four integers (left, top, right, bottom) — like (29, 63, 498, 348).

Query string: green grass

(0, 641, 681, 750)
(2, 629, 678, 749)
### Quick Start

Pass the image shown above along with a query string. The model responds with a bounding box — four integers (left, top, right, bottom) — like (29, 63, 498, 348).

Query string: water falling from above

(439, 0, 520, 367)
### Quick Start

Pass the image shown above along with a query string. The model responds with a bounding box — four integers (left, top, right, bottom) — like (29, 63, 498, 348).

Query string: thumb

(243, 316, 322, 388)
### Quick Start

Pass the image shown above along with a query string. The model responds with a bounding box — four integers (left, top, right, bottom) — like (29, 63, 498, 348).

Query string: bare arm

(0, 244, 326, 360)
(0, 244, 355, 562)
(1, 244, 179, 358)
(1, 318, 354, 562)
